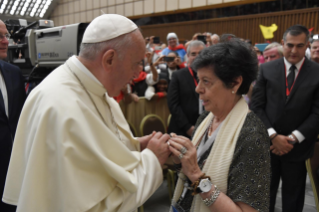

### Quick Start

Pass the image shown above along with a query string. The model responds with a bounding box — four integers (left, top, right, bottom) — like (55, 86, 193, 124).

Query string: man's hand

(137, 131, 156, 151)
(147, 132, 171, 166)
(149, 36, 155, 44)
(154, 55, 165, 67)
(186, 126, 195, 137)
(146, 51, 155, 65)
(270, 134, 294, 155)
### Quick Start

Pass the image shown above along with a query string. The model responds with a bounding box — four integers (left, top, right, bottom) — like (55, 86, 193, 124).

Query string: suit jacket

(167, 67, 199, 137)
(0, 60, 26, 206)
(251, 57, 319, 161)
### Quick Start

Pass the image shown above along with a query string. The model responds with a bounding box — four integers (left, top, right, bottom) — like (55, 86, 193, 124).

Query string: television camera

(4, 19, 88, 91)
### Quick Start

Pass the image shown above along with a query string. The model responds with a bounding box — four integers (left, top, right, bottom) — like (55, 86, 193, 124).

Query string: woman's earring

(232, 91, 235, 94)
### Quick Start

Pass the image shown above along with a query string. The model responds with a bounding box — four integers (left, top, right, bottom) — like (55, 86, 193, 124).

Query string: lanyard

(188, 67, 198, 87)
(284, 60, 305, 96)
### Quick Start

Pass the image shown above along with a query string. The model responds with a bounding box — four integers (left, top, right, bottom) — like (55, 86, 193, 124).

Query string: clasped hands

(140, 132, 202, 182)
(270, 133, 297, 156)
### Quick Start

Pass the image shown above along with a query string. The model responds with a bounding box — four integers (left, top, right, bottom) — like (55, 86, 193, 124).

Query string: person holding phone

(145, 52, 181, 100)
(161, 33, 187, 67)
(145, 36, 163, 65)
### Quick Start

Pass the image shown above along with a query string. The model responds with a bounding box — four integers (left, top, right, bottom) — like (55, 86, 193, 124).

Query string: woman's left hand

(169, 135, 204, 182)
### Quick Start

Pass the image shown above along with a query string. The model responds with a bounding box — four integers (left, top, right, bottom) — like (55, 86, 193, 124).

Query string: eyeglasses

(0, 33, 10, 41)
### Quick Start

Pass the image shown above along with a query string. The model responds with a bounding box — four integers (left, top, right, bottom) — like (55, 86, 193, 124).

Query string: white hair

(264, 42, 283, 56)
(211, 34, 220, 41)
(187, 40, 206, 55)
(79, 29, 138, 60)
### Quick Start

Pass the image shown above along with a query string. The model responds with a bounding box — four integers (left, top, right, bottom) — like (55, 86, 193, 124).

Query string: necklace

(207, 118, 214, 136)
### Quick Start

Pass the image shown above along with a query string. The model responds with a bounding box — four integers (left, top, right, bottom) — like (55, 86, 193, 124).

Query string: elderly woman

(169, 40, 270, 212)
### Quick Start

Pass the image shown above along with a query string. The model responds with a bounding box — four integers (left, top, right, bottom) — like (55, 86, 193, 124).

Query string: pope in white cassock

(2, 14, 171, 212)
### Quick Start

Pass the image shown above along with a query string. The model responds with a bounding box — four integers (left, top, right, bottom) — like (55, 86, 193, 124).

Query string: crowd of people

(0, 13, 319, 212)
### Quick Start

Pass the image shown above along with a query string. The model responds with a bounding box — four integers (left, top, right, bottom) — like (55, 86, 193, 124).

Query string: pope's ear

(102, 49, 116, 71)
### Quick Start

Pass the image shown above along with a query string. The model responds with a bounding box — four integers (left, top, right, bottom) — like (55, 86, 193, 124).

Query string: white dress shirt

(0, 70, 8, 117)
(268, 57, 306, 143)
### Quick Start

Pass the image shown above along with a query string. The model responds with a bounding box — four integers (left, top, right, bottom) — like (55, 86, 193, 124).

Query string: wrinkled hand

(169, 135, 203, 182)
(169, 133, 180, 164)
(147, 132, 171, 166)
(270, 134, 294, 156)
(137, 131, 156, 151)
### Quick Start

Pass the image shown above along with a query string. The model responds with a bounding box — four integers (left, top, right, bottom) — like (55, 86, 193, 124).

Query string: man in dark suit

(251, 25, 319, 212)
(0, 20, 26, 212)
(167, 40, 205, 137)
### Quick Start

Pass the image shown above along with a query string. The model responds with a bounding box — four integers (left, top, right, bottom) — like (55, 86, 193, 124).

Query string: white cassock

(2, 56, 163, 212)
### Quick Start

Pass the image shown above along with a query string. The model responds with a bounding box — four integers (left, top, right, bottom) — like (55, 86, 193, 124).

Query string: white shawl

(172, 97, 248, 212)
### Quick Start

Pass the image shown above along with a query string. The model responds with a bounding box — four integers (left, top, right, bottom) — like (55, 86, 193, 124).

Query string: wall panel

(140, 8, 319, 45)
(134, 1, 143, 15)
(125, 3, 134, 17)
(167, 0, 178, 11)
(51, 0, 276, 25)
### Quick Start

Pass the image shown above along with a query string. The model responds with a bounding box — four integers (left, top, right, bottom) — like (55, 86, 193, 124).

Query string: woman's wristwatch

(196, 178, 213, 193)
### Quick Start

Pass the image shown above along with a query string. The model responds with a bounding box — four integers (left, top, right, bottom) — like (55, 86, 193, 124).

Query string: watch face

(199, 179, 212, 193)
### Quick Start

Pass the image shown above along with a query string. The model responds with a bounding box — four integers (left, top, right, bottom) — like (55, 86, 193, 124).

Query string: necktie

(287, 65, 296, 90)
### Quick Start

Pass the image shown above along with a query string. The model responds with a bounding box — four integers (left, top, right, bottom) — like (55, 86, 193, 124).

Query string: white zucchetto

(82, 14, 138, 43)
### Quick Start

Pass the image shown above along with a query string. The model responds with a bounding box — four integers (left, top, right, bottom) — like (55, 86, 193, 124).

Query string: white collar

(70, 55, 102, 85)
(167, 68, 176, 79)
(283, 57, 305, 72)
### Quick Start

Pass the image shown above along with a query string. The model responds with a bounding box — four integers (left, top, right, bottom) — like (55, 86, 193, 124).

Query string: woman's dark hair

(192, 39, 258, 95)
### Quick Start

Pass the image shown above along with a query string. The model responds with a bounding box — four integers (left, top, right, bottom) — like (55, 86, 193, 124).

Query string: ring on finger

(180, 146, 187, 154)
(178, 153, 183, 159)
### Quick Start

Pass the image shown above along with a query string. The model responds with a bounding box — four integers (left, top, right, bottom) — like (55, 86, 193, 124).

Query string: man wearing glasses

(0, 20, 26, 212)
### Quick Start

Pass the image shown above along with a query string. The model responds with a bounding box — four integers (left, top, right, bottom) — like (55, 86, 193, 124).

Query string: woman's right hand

(169, 133, 181, 164)
(169, 135, 204, 182)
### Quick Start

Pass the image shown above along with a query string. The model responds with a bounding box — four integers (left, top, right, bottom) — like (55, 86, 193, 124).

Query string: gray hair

(264, 42, 283, 56)
(211, 34, 220, 41)
(79, 29, 138, 60)
(187, 40, 206, 55)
